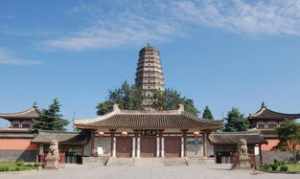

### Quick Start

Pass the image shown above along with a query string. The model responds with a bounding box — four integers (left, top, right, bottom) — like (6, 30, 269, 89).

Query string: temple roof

(32, 130, 88, 145)
(75, 104, 223, 130)
(0, 107, 40, 121)
(249, 103, 300, 121)
(209, 131, 265, 144)
(0, 128, 35, 138)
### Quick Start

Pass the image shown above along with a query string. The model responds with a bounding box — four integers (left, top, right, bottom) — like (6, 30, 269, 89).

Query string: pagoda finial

(178, 104, 185, 113)
(145, 42, 151, 48)
(32, 102, 38, 109)
(261, 102, 266, 108)
(113, 104, 120, 112)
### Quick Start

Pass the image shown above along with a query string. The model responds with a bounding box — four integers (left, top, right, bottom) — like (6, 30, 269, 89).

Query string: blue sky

(1, 0, 300, 129)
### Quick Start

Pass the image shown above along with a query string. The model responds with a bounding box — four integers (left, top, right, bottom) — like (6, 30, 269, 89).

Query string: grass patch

(0, 161, 38, 172)
(286, 164, 300, 172)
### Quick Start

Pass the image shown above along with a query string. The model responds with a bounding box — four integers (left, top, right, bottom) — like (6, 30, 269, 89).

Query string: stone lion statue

(232, 138, 251, 169)
(239, 139, 248, 157)
(45, 140, 60, 169)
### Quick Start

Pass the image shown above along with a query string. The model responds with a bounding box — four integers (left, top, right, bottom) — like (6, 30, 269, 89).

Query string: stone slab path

(0, 164, 299, 179)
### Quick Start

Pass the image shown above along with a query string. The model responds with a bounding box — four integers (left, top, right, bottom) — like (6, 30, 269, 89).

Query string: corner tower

(135, 44, 165, 108)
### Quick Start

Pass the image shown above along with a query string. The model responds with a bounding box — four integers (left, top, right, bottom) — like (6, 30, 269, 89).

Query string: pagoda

(135, 44, 165, 109)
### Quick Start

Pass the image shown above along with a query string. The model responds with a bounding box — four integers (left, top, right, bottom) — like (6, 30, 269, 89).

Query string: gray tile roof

(0, 107, 40, 120)
(75, 104, 223, 130)
(0, 128, 35, 138)
(209, 131, 265, 145)
(249, 105, 300, 120)
(32, 130, 88, 145)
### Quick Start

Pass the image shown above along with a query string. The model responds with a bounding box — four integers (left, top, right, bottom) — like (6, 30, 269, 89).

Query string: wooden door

(116, 137, 132, 157)
(141, 136, 156, 157)
(164, 136, 181, 157)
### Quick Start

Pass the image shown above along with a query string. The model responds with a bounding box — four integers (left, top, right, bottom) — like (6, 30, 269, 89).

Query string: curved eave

(0, 107, 40, 120)
(249, 106, 300, 120)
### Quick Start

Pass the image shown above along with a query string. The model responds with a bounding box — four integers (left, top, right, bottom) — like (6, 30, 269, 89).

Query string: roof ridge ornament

(261, 102, 266, 108)
(113, 104, 120, 112)
(178, 104, 185, 113)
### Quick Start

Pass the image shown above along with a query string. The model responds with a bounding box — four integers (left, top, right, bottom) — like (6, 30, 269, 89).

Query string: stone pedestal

(238, 155, 251, 169)
(45, 158, 59, 169)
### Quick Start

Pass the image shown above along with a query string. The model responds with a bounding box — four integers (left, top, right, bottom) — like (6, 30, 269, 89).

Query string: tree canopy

(224, 108, 249, 132)
(202, 106, 214, 120)
(33, 98, 69, 131)
(96, 81, 199, 116)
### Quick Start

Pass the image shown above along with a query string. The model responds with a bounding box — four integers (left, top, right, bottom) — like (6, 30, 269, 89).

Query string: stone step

(106, 158, 135, 166)
(186, 157, 216, 166)
(82, 156, 109, 166)
(163, 158, 188, 166)
(134, 158, 164, 167)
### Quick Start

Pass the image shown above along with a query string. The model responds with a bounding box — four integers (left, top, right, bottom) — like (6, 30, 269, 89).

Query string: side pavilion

(75, 104, 223, 158)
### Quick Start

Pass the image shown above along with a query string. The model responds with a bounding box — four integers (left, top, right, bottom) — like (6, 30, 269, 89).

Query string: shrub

(16, 160, 24, 167)
(260, 164, 270, 171)
(0, 166, 9, 172)
(270, 163, 278, 171)
(279, 165, 288, 172)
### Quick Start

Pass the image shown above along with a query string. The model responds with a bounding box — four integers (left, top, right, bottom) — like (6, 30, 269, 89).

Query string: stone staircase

(107, 158, 189, 167)
(81, 157, 227, 167)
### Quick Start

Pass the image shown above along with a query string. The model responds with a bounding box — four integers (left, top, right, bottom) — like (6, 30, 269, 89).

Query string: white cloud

(174, 0, 300, 35)
(46, 0, 300, 50)
(0, 48, 41, 65)
(47, 15, 178, 50)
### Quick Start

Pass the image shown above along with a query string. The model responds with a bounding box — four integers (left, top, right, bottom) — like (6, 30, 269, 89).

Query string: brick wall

(0, 138, 38, 162)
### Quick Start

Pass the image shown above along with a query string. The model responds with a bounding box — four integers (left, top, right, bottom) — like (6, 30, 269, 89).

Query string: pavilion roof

(209, 131, 265, 145)
(75, 104, 223, 131)
(248, 103, 300, 121)
(0, 107, 40, 121)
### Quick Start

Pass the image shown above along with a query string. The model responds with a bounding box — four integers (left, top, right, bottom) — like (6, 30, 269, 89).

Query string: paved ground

(0, 164, 299, 179)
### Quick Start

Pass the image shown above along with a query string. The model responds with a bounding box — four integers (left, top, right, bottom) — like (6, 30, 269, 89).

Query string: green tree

(96, 81, 143, 115)
(202, 106, 214, 120)
(33, 98, 69, 131)
(96, 82, 199, 116)
(152, 89, 198, 115)
(224, 108, 249, 132)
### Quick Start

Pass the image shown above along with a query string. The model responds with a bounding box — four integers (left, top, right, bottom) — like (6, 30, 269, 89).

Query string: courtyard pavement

(0, 163, 299, 179)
